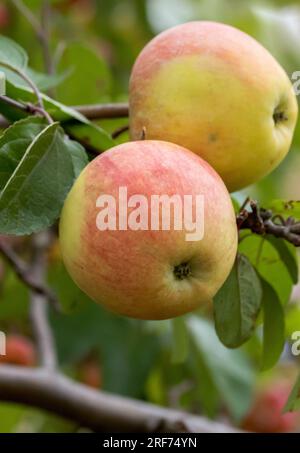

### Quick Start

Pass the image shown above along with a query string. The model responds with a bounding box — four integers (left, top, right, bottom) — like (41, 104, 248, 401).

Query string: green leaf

(0, 122, 85, 235)
(187, 317, 255, 421)
(231, 196, 240, 213)
(214, 254, 262, 348)
(47, 259, 89, 314)
(265, 199, 300, 220)
(56, 42, 112, 104)
(265, 235, 298, 284)
(261, 278, 285, 371)
(0, 266, 29, 323)
(239, 235, 293, 306)
(171, 317, 189, 364)
(0, 81, 115, 152)
(50, 301, 159, 398)
(285, 305, 300, 338)
(0, 116, 46, 190)
(65, 121, 115, 153)
(2, 80, 88, 123)
(64, 136, 88, 178)
(283, 373, 300, 413)
(0, 403, 27, 433)
(0, 35, 28, 72)
(6, 67, 71, 92)
(0, 72, 5, 95)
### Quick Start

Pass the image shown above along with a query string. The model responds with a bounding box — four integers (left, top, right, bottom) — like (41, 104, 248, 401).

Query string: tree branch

(72, 103, 129, 119)
(29, 232, 57, 371)
(40, 1, 54, 77)
(0, 366, 239, 432)
(111, 124, 129, 139)
(12, 0, 54, 77)
(237, 200, 300, 246)
(0, 238, 58, 309)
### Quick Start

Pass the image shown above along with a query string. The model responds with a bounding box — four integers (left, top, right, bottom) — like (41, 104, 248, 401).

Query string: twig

(0, 238, 59, 309)
(0, 63, 53, 124)
(0, 95, 52, 124)
(0, 365, 240, 432)
(0, 115, 9, 128)
(0, 63, 43, 111)
(0, 94, 29, 113)
(11, 0, 41, 35)
(40, 1, 54, 76)
(237, 200, 300, 246)
(12, 0, 54, 77)
(72, 103, 129, 119)
(29, 232, 57, 371)
(111, 124, 129, 139)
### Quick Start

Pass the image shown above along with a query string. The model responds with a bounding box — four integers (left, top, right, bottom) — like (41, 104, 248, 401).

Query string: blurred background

(0, 0, 300, 433)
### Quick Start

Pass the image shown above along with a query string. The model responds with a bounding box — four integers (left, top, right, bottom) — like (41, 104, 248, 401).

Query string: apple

(0, 334, 36, 367)
(59, 140, 237, 320)
(129, 21, 298, 192)
(242, 383, 300, 433)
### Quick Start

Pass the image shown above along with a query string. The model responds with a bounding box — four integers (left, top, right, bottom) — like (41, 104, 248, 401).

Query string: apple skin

(129, 21, 298, 192)
(0, 334, 36, 367)
(59, 140, 237, 320)
(242, 384, 300, 433)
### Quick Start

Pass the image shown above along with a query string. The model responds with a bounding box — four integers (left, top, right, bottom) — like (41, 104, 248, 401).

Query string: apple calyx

(174, 262, 192, 280)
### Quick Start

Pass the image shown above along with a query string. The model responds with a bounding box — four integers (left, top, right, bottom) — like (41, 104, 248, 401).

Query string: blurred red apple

(0, 334, 36, 367)
(242, 383, 300, 433)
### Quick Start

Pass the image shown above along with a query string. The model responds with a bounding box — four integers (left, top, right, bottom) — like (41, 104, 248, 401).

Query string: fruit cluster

(60, 22, 298, 320)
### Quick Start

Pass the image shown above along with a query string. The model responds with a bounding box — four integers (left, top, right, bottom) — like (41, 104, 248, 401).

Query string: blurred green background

(0, 0, 300, 433)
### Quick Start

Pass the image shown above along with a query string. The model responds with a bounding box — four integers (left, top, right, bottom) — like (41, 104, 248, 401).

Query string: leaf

(283, 373, 300, 413)
(265, 199, 300, 220)
(0, 81, 115, 152)
(56, 42, 112, 104)
(0, 116, 46, 190)
(214, 254, 262, 348)
(265, 235, 298, 284)
(63, 136, 88, 178)
(0, 71, 4, 95)
(0, 266, 29, 323)
(47, 259, 89, 314)
(261, 278, 285, 371)
(6, 67, 71, 92)
(0, 35, 28, 71)
(2, 80, 89, 123)
(50, 301, 159, 398)
(231, 196, 240, 213)
(65, 121, 115, 153)
(187, 317, 255, 421)
(0, 122, 87, 235)
(239, 235, 293, 306)
(171, 317, 189, 364)
(0, 403, 27, 433)
(285, 305, 300, 338)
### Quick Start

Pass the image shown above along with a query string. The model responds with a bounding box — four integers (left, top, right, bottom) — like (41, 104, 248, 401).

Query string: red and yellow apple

(242, 383, 300, 433)
(129, 21, 298, 192)
(0, 334, 36, 367)
(59, 140, 237, 320)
